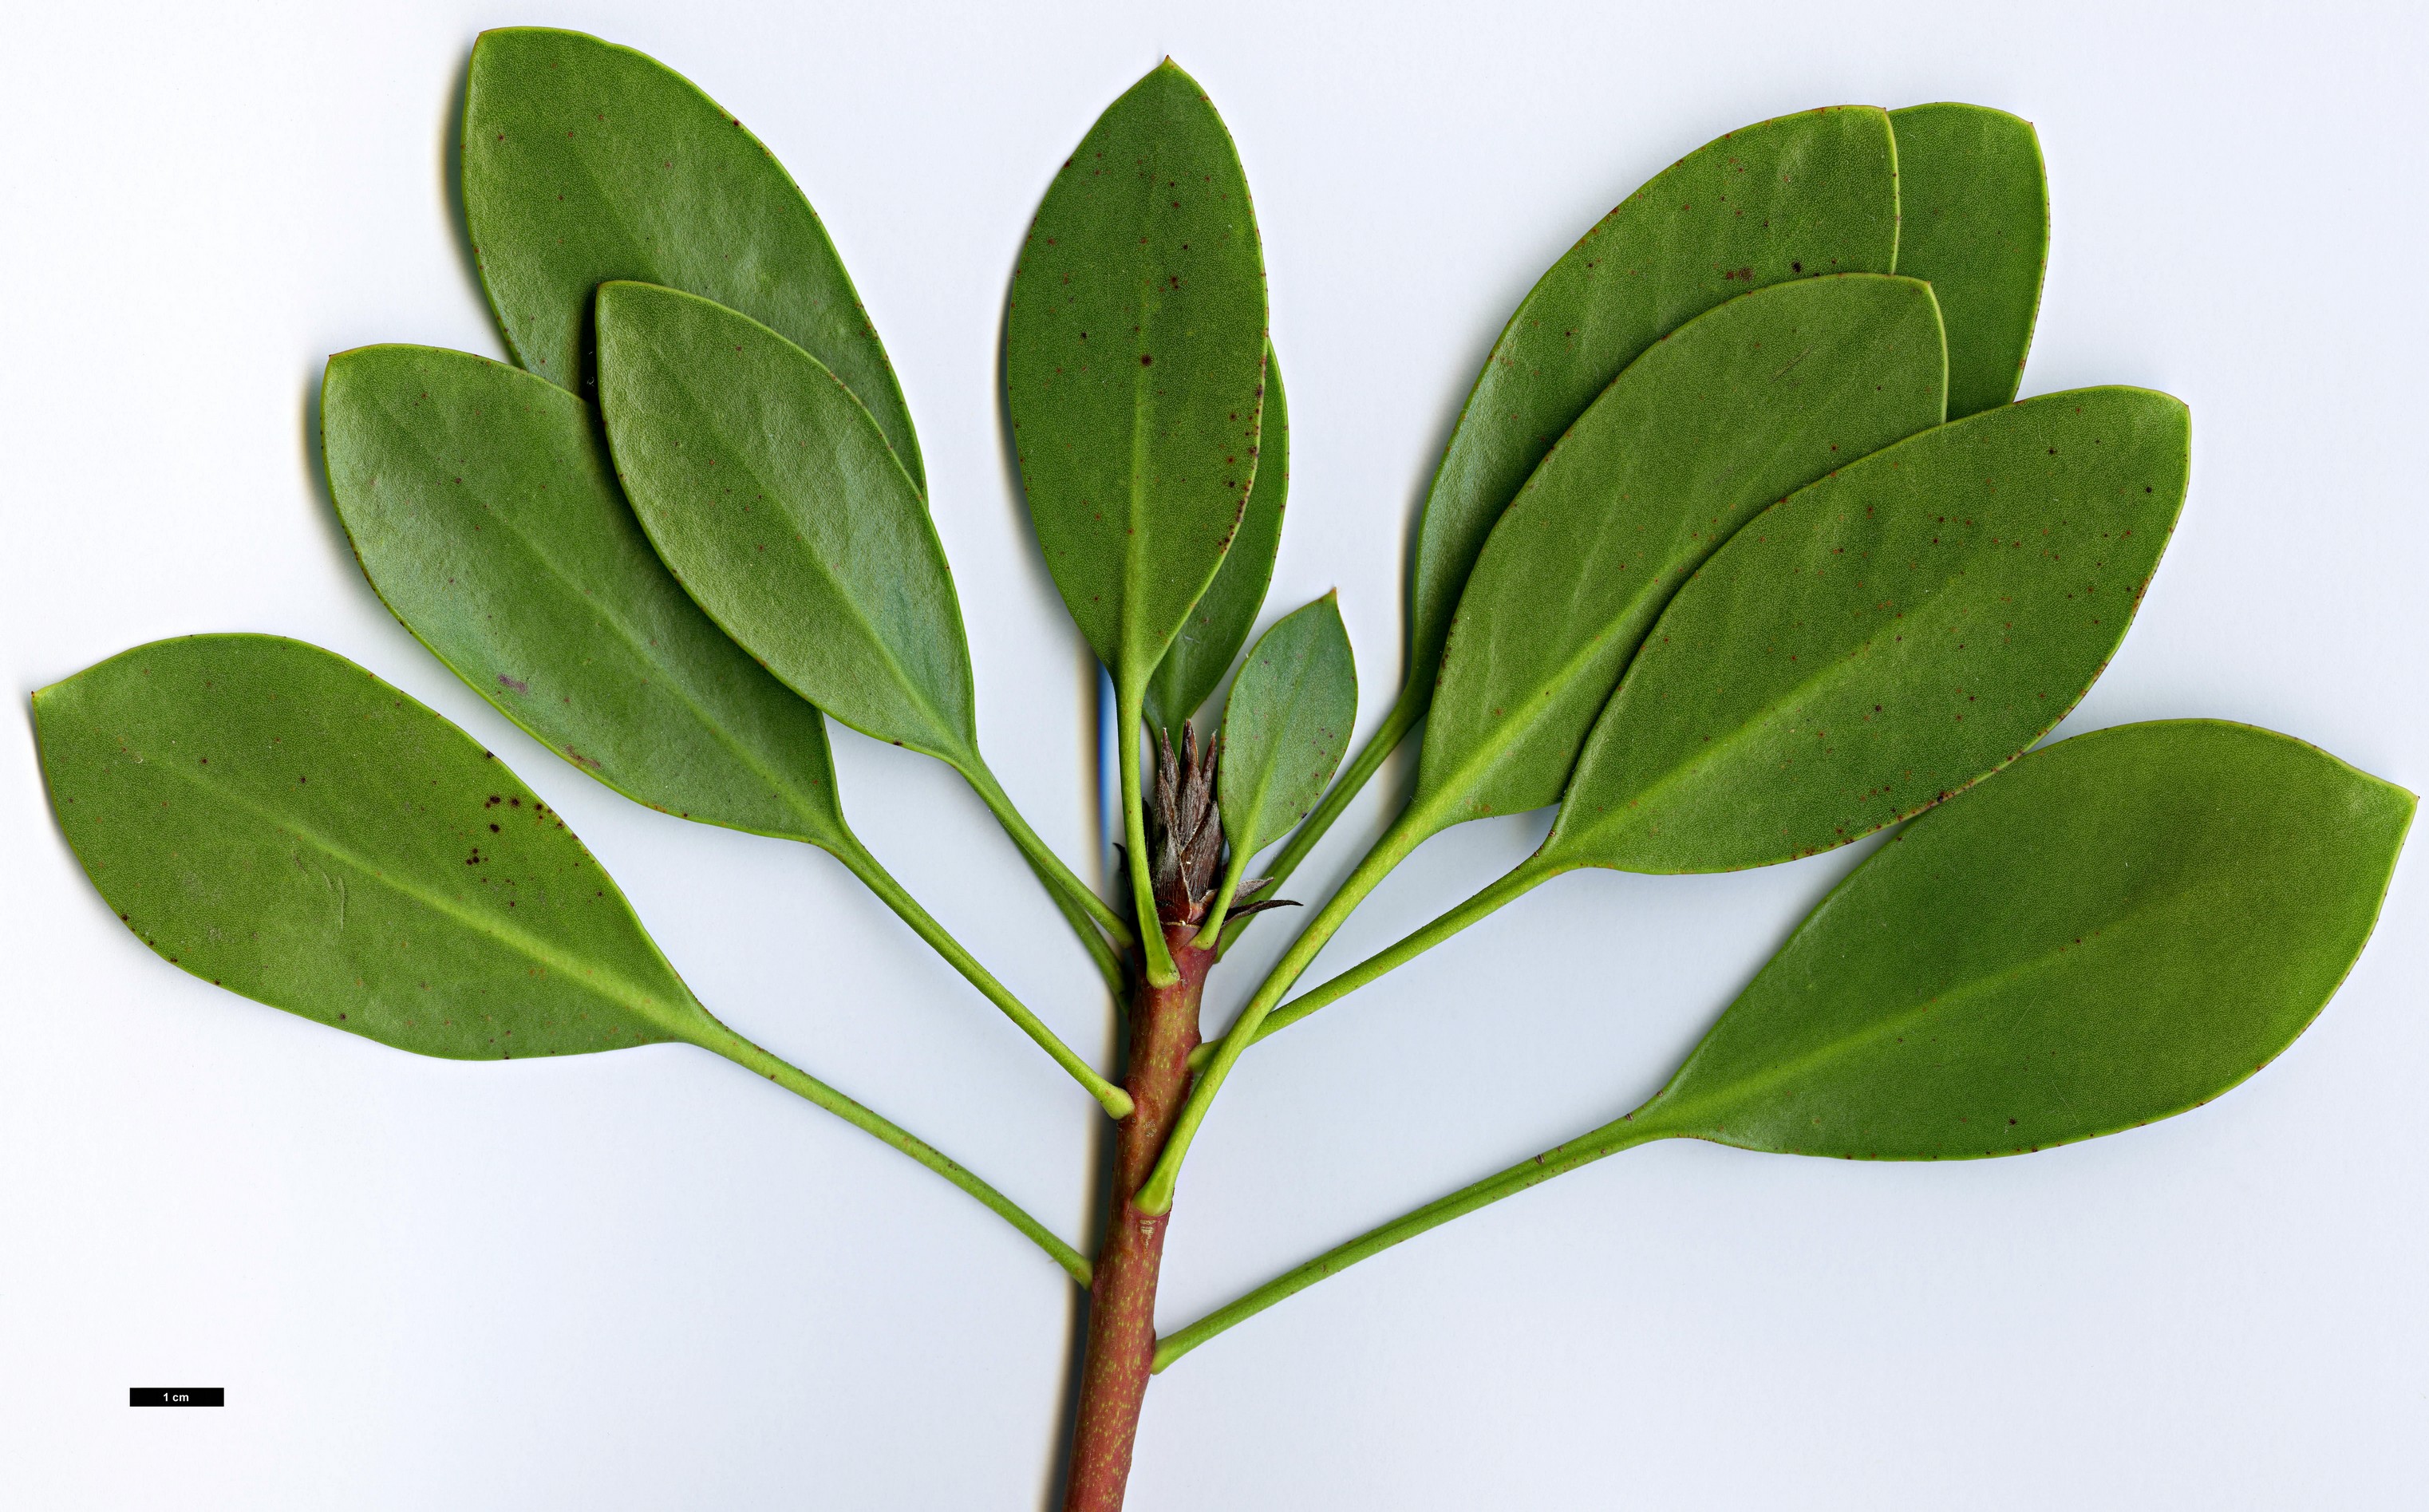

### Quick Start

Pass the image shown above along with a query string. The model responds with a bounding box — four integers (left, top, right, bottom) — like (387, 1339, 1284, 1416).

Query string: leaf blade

(595, 281, 977, 764)
(1546, 386, 2190, 874)
(1405, 106, 1902, 701)
(1412, 274, 1949, 835)
(1630, 720, 2415, 1156)
(1218, 593, 1357, 866)
(1006, 60, 1269, 685)
(1889, 103, 2048, 419)
(320, 343, 851, 850)
(461, 27, 923, 486)
(1143, 341, 1288, 734)
(34, 635, 712, 1059)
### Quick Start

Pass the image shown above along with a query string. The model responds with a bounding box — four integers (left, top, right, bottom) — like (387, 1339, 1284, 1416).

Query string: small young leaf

(462, 27, 922, 487)
(1406, 106, 1900, 701)
(1630, 720, 2415, 1156)
(1412, 274, 1947, 839)
(33, 634, 713, 1058)
(1542, 386, 2190, 874)
(595, 282, 975, 766)
(1207, 594, 1356, 928)
(321, 344, 849, 849)
(1889, 104, 2048, 419)
(1143, 342, 1288, 735)
(1006, 58, 1269, 686)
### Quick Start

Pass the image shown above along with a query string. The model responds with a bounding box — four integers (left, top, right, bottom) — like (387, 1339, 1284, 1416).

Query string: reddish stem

(1062, 920, 1211, 1512)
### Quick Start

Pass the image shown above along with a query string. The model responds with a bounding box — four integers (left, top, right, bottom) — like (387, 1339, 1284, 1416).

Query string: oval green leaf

(462, 27, 922, 488)
(1404, 106, 1901, 701)
(321, 343, 851, 851)
(1889, 103, 2048, 420)
(1005, 59, 1269, 687)
(1412, 274, 1948, 838)
(596, 281, 976, 766)
(1629, 720, 2415, 1156)
(1543, 385, 2190, 874)
(1143, 341, 1288, 735)
(33, 634, 715, 1059)
(1218, 592, 1357, 867)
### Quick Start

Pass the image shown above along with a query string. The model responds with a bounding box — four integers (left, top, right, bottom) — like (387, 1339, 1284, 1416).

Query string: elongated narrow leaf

(1629, 720, 2414, 1156)
(1890, 104, 2048, 419)
(1542, 386, 2189, 874)
(34, 635, 715, 1058)
(1144, 342, 1288, 734)
(596, 281, 978, 767)
(1405, 106, 1901, 701)
(1006, 60, 1269, 689)
(1412, 274, 1947, 837)
(1218, 594, 1356, 865)
(462, 27, 922, 487)
(321, 344, 851, 850)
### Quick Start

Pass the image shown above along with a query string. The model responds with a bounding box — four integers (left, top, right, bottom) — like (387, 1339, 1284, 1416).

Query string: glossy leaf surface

(1415, 274, 1947, 835)
(1006, 60, 1268, 685)
(1889, 104, 2048, 419)
(461, 27, 922, 488)
(597, 282, 977, 765)
(1218, 594, 1357, 867)
(1143, 342, 1287, 735)
(1544, 386, 2189, 874)
(34, 635, 712, 1059)
(321, 343, 849, 849)
(1631, 720, 2415, 1156)
(1405, 106, 1900, 699)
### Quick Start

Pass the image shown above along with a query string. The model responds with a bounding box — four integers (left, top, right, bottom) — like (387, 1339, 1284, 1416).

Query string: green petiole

(828, 835, 1132, 1119)
(1153, 1115, 1669, 1369)
(688, 1016, 1092, 1287)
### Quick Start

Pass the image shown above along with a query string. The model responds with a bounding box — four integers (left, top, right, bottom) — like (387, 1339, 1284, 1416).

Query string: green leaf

(595, 280, 1135, 955)
(1542, 385, 2190, 874)
(595, 281, 974, 765)
(1889, 104, 2048, 420)
(461, 27, 922, 488)
(1631, 720, 2415, 1156)
(1005, 59, 1271, 985)
(1005, 58, 1270, 686)
(1405, 106, 1900, 703)
(1154, 726, 2415, 1368)
(1203, 592, 1356, 933)
(1230, 385, 2190, 1052)
(35, 636, 1104, 1271)
(34, 634, 712, 1058)
(320, 343, 850, 850)
(1412, 274, 1948, 839)
(1143, 341, 1288, 736)
(323, 343, 1136, 1107)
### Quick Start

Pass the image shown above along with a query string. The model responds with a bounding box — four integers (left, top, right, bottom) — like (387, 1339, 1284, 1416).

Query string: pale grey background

(3, 1, 2422, 1507)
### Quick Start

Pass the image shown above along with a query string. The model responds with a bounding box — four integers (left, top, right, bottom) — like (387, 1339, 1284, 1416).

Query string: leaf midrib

(1553, 540, 2025, 861)
(650, 350, 972, 765)
(1645, 895, 2168, 1135)
(362, 384, 839, 836)
(1231, 631, 1327, 854)
(395, 420, 839, 835)
(144, 745, 698, 1037)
